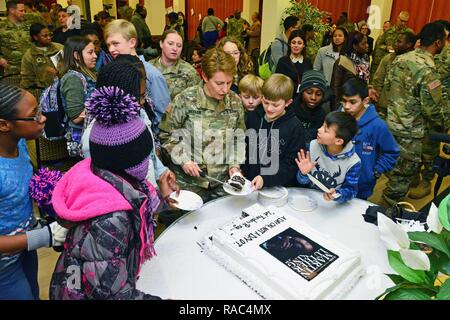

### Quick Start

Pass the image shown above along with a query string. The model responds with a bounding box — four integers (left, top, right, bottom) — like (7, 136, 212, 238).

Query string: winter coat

(50, 158, 163, 300)
(243, 106, 306, 187)
(354, 105, 400, 199)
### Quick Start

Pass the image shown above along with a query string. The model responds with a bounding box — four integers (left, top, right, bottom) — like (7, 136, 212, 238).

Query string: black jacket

(275, 55, 313, 98)
(292, 95, 326, 148)
(243, 106, 306, 187)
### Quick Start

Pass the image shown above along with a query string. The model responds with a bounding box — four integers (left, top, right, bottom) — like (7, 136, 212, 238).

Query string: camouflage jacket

(385, 48, 445, 138)
(0, 18, 34, 76)
(159, 84, 246, 188)
(435, 44, 450, 101)
(227, 17, 248, 44)
(20, 42, 63, 89)
(150, 57, 201, 100)
(372, 52, 397, 114)
(371, 26, 414, 78)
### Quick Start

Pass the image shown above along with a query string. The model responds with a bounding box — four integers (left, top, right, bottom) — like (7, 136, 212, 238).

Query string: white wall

(172, 0, 185, 14)
(242, 0, 259, 22)
(368, 0, 393, 42)
(144, 0, 166, 35)
(0, 0, 6, 13)
(88, 0, 103, 21)
(260, 0, 290, 51)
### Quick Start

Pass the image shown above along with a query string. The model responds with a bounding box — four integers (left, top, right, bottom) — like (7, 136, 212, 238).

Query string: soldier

(371, 11, 413, 80)
(151, 30, 201, 100)
(159, 48, 246, 202)
(20, 23, 63, 93)
(408, 20, 450, 199)
(372, 31, 416, 119)
(0, 1, 33, 87)
(117, 0, 133, 22)
(227, 10, 248, 45)
(382, 22, 447, 206)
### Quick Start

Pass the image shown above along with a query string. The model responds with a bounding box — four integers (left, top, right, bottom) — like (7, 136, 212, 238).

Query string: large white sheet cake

(201, 204, 364, 299)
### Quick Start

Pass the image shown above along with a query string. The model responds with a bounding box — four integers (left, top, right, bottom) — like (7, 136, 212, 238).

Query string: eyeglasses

(225, 51, 240, 56)
(8, 108, 44, 122)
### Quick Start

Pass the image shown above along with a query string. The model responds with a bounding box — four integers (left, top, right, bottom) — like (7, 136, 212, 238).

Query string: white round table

(137, 188, 394, 300)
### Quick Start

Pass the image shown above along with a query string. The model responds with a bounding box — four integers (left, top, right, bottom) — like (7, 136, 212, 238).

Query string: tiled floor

(36, 173, 450, 299)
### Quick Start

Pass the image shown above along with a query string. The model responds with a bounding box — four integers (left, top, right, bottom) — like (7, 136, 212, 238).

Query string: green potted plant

(376, 195, 450, 300)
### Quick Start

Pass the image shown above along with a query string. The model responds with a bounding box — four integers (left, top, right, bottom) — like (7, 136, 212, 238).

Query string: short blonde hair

(239, 74, 263, 95)
(262, 73, 294, 101)
(104, 19, 137, 42)
(202, 48, 237, 79)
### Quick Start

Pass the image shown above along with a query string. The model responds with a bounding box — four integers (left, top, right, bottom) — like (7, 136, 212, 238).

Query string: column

(260, 0, 291, 52)
(172, 0, 185, 14)
(242, 0, 259, 22)
(144, 0, 166, 36)
(368, 0, 393, 41)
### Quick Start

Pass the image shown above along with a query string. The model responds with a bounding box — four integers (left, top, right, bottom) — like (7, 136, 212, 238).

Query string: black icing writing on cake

(260, 228, 338, 281)
(232, 216, 287, 248)
(231, 210, 275, 231)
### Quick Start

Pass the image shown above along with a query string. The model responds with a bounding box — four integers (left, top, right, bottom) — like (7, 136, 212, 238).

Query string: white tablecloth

(136, 188, 394, 300)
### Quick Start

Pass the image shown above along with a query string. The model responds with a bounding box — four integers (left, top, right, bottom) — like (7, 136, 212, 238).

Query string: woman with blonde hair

(159, 48, 246, 202)
(216, 36, 253, 93)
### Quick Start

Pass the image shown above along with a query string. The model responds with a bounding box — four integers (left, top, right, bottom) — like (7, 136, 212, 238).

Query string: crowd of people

(0, 0, 449, 300)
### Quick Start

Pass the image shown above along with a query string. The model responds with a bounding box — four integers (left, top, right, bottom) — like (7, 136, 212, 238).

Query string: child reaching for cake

(295, 111, 361, 202)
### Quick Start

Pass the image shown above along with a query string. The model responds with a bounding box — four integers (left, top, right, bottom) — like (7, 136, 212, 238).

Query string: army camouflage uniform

(118, 5, 134, 22)
(227, 17, 248, 45)
(383, 48, 446, 204)
(150, 57, 201, 100)
(0, 18, 34, 86)
(420, 43, 450, 181)
(372, 52, 397, 119)
(159, 84, 246, 202)
(371, 26, 414, 80)
(20, 42, 63, 90)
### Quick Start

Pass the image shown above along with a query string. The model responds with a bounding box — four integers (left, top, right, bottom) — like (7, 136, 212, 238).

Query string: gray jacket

(270, 33, 288, 72)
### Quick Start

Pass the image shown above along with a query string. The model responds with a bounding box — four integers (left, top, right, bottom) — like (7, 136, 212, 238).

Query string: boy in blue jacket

(341, 78, 400, 199)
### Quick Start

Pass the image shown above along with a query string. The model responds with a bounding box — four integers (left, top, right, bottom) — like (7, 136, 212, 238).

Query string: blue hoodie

(354, 104, 400, 199)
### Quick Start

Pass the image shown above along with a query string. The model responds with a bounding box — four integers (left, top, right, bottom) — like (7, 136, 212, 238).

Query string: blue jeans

(0, 250, 39, 300)
(203, 31, 218, 48)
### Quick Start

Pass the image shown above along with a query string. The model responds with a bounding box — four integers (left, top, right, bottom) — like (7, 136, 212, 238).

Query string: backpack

(38, 70, 89, 141)
(39, 77, 67, 141)
(258, 38, 286, 80)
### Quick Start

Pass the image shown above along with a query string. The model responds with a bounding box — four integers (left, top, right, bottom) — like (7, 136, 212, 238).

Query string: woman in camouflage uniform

(150, 30, 201, 100)
(159, 48, 246, 202)
(20, 23, 63, 96)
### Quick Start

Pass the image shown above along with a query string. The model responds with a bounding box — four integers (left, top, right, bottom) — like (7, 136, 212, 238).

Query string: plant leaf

(400, 249, 431, 271)
(386, 274, 408, 285)
(378, 213, 410, 250)
(427, 203, 443, 234)
(438, 193, 450, 231)
(408, 231, 450, 258)
(384, 288, 432, 300)
(436, 278, 450, 300)
(388, 250, 427, 284)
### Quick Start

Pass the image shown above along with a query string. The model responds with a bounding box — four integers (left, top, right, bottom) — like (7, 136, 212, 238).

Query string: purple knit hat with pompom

(86, 86, 153, 181)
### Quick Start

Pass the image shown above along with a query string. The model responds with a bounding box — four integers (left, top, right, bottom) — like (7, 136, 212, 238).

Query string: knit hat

(299, 70, 327, 95)
(86, 86, 153, 181)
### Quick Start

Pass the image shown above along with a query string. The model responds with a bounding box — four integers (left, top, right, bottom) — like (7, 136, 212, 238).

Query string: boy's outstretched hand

(295, 149, 316, 175)
(323, 188, 338, 201)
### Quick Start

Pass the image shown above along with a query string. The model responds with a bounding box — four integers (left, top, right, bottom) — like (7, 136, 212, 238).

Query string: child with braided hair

(0, 83, 67, 299)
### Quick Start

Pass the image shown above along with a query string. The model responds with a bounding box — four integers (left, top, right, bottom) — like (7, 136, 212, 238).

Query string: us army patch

(427, 80, 441, 91)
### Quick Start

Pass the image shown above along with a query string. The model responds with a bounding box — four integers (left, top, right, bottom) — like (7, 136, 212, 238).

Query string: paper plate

(258, 187, 288, 207)
(170, 190, 203, 211)
(223, 179, 254, 196)
(288, 194, 318, 212)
